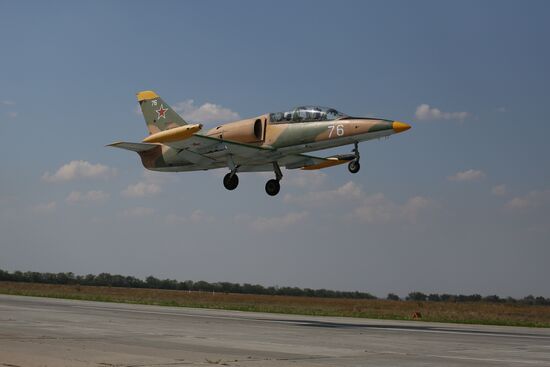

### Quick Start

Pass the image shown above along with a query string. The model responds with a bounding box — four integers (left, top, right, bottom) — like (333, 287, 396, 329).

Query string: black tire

(223, 173, 239, 190)
(265, 179, 280, 196)
(348, 160, 360, 174)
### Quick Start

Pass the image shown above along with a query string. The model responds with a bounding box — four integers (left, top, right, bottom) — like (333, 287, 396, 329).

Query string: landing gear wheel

(265, 179, 280, 196)
(348, 160, 360, 174)
(223, 173, 239, 190)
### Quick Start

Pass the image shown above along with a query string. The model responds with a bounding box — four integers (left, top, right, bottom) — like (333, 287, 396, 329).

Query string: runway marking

(68, 304, 550, 340)
(358, 350, 550, 365)
(362, 326, 550, 340)
(425, 353, 550, 365)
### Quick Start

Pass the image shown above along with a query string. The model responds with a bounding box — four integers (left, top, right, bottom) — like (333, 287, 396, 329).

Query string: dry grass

(1, 281, 549, 327)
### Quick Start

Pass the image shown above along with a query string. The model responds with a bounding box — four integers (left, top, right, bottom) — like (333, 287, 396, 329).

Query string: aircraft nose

(392, 121, 411, 133)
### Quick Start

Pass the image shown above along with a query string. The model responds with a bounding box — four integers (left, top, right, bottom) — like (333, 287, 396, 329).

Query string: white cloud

(505, 189, 550, 211)
(31, 201, 57, 213)
(66, 190, 109, 204)
(491, 184, 507, 196)
(120, 207, 156, 217)
(496, 107, 507, 113)
(122, 170, 169, 198)
(401, 196, 436, 223)
(250, 211, 308, 232)
(285, 181, 435, 225)
(172, 99, 240, 124)
(506, 197, 530, 210)
(415, 104, 469, 121)
(284, 181, 362, 206)
(354, 194, 435, 224)
(141, 169, 173, 184)
(285, 170, 327, 189)
(0, 101, 17, 118)
(334, 181, 363, 198)
(122, 182, 161, 198)
(448, 169, 486, 182)
(165, 210, 214, 225)
(42, 160, 116, 182)
(165, 214, 186, 224)
(354, 193, 396, 223)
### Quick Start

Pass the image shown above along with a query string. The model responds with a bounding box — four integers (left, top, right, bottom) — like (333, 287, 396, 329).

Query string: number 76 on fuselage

(108, 91, 411, 196)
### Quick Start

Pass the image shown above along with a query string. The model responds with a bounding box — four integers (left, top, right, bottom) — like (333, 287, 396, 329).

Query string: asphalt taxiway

(0, 294, 549, 366)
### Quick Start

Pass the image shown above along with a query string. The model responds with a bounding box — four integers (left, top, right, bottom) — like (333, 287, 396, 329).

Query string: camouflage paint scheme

(109, 91, 410, 177)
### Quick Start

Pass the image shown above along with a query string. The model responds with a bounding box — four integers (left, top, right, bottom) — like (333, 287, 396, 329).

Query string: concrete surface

(0, 294, 549, 366)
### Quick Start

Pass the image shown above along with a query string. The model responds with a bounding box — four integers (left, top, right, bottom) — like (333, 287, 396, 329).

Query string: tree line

(1, 269, 548, 305)
(0, 269, 375, 299)
(389, 291, 550, 306)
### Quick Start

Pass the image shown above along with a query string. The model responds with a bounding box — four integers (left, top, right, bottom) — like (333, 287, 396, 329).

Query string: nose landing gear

(348, 160, 360, 174)
(348, 142, 361, 174)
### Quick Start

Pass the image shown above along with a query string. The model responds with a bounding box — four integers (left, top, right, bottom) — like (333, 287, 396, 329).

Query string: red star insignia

(155, 104, 168, 119)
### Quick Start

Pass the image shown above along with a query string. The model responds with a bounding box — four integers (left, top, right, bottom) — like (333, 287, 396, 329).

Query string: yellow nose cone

(392, 121, 411, 133)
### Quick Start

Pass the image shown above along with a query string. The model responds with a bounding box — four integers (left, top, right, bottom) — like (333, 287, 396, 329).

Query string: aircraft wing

(284, 153, 355, 170)
(107, 141, 159, 152)
(164, 134, 279, 165)
(164, 134, 354, 171)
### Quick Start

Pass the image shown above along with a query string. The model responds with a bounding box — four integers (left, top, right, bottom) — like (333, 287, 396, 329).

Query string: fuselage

(141, 105, 410, 172)
(206, 115, 395, 153)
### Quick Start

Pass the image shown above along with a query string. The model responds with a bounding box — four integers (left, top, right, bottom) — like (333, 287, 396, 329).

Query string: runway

(1, 294, 549, 366)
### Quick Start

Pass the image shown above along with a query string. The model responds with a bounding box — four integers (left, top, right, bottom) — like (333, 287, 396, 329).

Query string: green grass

(1, 281, 549, 328)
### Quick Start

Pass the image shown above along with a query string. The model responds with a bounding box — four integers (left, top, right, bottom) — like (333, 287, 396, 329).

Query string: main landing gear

(223, 163, 240, 190)
(348, 142, 361, 174)
(223, 172, 239, 190)
(265, 179, 280, 196)
(265, 162, 283, 196)
(222, 162, 283, 196)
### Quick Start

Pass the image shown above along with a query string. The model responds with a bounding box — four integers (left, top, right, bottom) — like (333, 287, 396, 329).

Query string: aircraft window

(270, 112, 283, 122)
(270, 106, 346, 123)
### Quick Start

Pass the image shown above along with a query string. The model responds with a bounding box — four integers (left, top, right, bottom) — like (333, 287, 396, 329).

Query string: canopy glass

(270, 106, 347, 123)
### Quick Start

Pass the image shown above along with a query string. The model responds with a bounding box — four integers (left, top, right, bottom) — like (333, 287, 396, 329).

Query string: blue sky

(1, 1, 549, 297)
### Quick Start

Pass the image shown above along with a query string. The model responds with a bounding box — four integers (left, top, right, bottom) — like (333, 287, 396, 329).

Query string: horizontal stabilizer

(143, 123, 202, 143)
(107, 141, 159, 152)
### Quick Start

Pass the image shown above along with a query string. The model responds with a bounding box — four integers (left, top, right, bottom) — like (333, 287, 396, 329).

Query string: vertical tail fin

(137, 90, 188, 135)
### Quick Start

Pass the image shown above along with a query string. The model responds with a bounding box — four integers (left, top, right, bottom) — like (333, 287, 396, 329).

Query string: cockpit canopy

(270, 106, 347, 123)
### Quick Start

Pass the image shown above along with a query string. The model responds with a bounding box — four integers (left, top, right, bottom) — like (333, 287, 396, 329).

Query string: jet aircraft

(109, 91, 411, 196)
